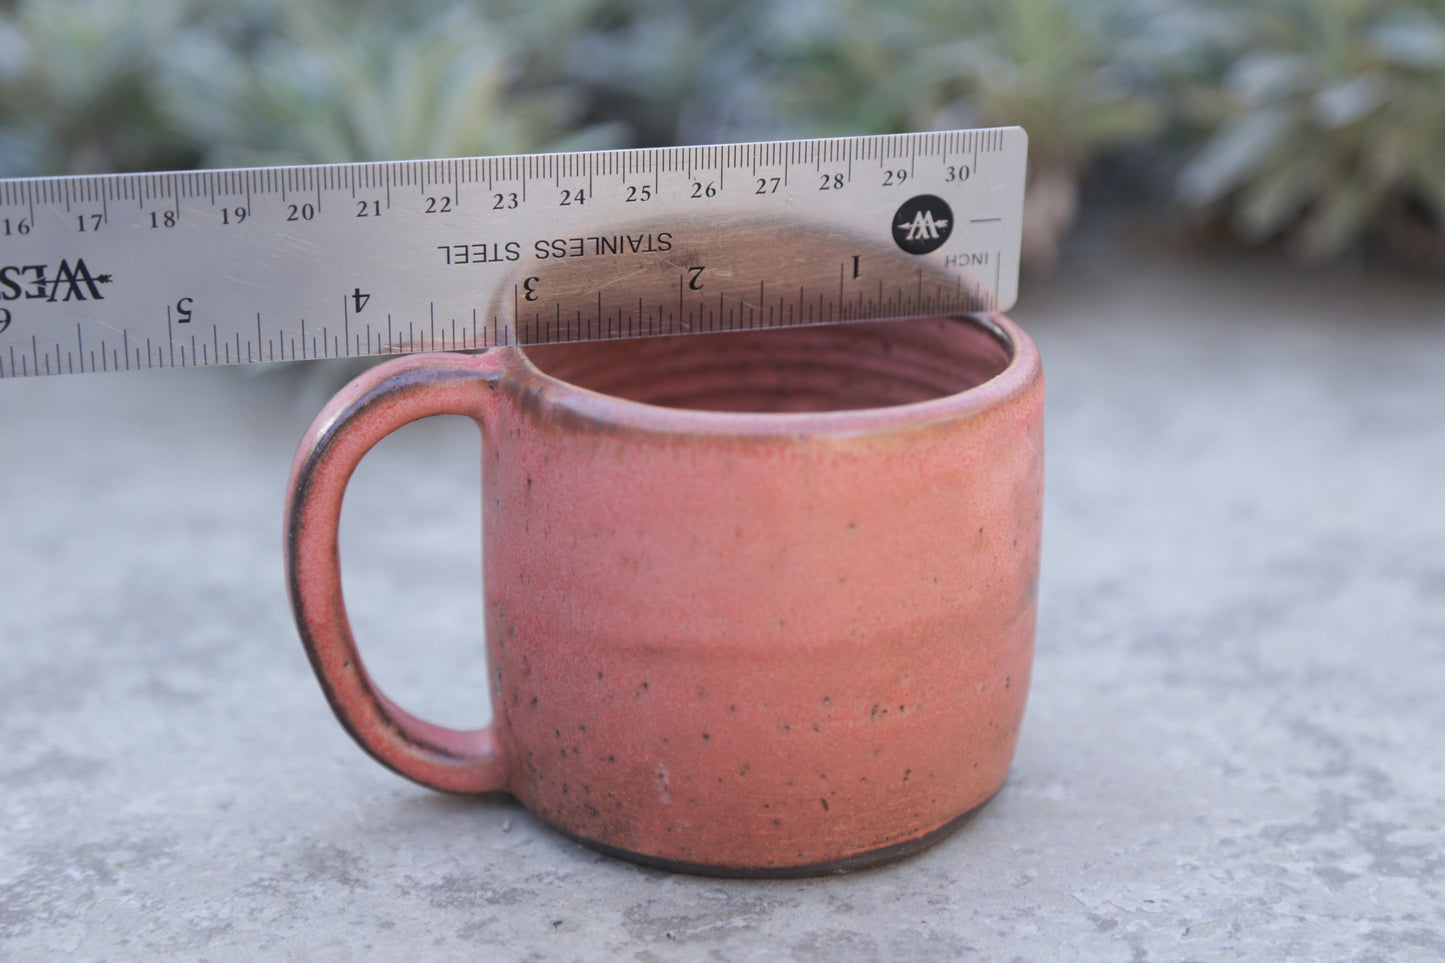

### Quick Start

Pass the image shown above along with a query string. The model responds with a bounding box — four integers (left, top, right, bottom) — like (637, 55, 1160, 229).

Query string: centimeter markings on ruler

(0, 127, 1026, 379)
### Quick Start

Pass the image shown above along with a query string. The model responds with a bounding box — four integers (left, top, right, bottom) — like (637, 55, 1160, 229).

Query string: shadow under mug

(285, 313, 1044, 877)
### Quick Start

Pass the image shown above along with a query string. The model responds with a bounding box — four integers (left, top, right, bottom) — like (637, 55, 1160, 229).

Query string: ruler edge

(0, 127, 1026, 196)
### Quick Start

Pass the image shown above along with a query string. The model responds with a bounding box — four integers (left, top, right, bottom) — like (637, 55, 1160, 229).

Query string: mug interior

(520, 315, 1013, 414)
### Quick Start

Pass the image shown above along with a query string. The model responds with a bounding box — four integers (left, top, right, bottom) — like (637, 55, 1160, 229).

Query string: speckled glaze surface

(286, 313, 1043, 876)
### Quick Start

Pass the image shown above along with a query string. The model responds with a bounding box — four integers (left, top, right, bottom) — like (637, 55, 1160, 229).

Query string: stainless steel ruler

(0, 127, 1025, 379)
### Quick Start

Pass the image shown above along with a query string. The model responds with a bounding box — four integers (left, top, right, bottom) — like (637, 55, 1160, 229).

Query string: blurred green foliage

(4, 0, 1445, 265)
(0, 0, 202, 173)
(757, 0, 1167, 267)
(1174, 0, 1445, 263)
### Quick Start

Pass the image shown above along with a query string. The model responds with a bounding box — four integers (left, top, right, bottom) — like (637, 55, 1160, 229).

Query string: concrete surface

(2, 239, 1443, 961)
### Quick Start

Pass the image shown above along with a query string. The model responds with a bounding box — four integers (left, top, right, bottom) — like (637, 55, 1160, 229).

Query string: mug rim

(503, 312, 1040, 438)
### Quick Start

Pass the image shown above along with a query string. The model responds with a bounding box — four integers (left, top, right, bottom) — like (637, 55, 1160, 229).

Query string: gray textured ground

(2, 239, 1443, 961)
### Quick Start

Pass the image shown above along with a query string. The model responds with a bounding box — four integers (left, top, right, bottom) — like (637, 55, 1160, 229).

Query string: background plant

(0, 0, 203, 174)
(739, 0, 1166, 269)
(162, 1, 595, 168)
(1172, 0, 1445, 263)
(4, 0, 1445, 268)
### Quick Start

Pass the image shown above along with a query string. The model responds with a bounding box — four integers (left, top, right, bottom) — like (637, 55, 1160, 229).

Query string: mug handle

(284, 352, 509, 794)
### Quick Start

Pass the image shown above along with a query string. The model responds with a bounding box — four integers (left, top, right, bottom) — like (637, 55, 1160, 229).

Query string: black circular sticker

(892, 194, 954, 255)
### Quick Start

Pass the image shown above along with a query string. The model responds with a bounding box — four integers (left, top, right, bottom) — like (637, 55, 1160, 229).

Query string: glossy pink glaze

(286, 314, 1043, 876)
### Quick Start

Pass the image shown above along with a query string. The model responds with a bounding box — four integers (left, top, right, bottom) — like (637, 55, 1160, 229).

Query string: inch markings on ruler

(0, 127, 1026, 379)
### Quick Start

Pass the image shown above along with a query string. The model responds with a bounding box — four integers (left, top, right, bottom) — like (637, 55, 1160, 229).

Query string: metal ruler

(0, 127, 1025, 379)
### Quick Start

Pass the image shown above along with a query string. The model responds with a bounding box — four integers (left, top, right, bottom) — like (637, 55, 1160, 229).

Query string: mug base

(548, 795, 994, 878)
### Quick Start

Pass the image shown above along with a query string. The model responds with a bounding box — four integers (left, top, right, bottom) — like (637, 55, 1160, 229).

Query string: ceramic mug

(285, 313, 1043, 876)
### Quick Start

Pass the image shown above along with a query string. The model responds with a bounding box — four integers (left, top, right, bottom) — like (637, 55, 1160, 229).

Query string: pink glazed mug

(285, 313, 1043, 877)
